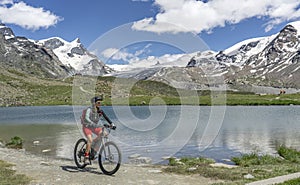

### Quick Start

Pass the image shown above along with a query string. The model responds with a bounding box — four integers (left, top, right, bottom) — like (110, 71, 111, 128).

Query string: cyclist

(81, 96, 115, 165)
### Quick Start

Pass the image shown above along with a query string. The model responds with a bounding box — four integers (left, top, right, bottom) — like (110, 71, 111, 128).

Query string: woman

(81, 96, 115, 165)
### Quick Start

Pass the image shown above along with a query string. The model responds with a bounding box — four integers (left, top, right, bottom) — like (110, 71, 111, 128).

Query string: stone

(244, 174, 255, 179)
(33, 141, 40, 145)
(42, 149, 51, 153)
(210, 163, 238, 168)
(129, 157, 152, 165)
(128, 154, 141, 159)
(148, 169, 162, 173)
(187, 167, 197, 172)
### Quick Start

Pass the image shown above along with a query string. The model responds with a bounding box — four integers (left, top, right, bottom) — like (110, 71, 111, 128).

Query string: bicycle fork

(101, 138, 112, 161)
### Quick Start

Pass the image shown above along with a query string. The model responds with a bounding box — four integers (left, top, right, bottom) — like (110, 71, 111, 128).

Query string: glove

(111, 123, 116, 130)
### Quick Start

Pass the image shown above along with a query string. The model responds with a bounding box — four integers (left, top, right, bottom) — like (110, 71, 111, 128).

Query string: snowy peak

(0, 24, 112, 77)
(0, 23, 15, 39)
(36, 37, 113, 75)
(288, 21, 300, 34)
(184, 20, 300, 90)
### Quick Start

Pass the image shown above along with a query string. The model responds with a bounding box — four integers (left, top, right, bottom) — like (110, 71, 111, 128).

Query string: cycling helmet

(91, 96, 103, 104)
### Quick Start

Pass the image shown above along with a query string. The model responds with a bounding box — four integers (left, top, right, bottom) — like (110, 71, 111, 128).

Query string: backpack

(80, 108, 88, 125)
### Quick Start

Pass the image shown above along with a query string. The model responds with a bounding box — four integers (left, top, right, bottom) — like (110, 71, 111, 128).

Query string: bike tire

(98, 141, 121, 175)
(74, 138, 88, 169)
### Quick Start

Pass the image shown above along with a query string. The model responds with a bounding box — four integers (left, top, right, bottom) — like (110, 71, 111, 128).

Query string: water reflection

(210, 106, 300, 156)
(0, 106, 299, 163)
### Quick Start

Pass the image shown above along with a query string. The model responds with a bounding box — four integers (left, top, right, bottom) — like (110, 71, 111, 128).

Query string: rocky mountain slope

(149, 21, 300, 93)
(1, 21, 300, 94)
(36, 37, 113, 76)
(0, 24, 112, 78)
(0, 24, 72, 78)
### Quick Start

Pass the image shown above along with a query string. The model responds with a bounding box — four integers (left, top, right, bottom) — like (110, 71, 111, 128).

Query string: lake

(0, 105, 299, 164)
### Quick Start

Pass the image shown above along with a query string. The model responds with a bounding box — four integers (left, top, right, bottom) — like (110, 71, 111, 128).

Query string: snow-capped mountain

(0, 24, 72, 78)
(150, 21, 300, 93)
(36, 37, 113, 76)
(107, 52, 194, 79)
(0, 24, 112, 78)
(1, 20, 300, 93)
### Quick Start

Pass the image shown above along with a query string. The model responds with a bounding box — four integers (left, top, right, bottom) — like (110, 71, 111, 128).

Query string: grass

(164, 145, 300, 185)
(1, 69, 300, 106)
(0, 160, 31, 185)
(276, 178, 300, 185)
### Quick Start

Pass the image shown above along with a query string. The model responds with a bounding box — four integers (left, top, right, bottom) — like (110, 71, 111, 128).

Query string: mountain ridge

(0, 24, 112, 78)
(1, 22, 300, 95)
(147, 21, 300, 94)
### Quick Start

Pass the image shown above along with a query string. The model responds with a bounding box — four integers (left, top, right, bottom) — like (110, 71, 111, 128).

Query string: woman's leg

(92, 127, 103, 151)
(82, 126, 93, 164)
(85, 134, 93, 156)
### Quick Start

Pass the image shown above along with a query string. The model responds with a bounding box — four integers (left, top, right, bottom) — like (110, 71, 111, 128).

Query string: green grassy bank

(1, 69, 299, 106)
(164, 145, 300, 185)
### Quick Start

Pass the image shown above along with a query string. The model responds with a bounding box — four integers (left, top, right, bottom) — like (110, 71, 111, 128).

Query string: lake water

(0, 105, 299, 164)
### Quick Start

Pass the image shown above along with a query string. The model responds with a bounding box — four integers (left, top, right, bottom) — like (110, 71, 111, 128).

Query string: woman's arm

(99, 110, 112, 124)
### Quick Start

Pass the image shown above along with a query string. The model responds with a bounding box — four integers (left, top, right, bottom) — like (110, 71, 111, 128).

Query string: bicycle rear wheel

(98, 141, 121, 175)
(74, 138, 88, 169)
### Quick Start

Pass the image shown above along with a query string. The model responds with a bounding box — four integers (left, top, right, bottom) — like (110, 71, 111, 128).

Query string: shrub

(5, 136, 23, 149)
(277, 145, 300, 163)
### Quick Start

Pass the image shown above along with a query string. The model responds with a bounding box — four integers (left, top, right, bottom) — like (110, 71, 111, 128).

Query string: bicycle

(74, 124, 122, 175)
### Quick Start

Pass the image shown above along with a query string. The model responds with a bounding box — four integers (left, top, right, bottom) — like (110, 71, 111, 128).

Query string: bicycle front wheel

(98, 141, 121, 175)
(74, 138, 88, 169)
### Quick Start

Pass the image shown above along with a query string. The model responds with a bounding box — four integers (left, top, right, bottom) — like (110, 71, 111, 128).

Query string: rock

(161, 156, 173, 160)
(221, 159, 232, 163)
(187, 167, 197, 172)
(42, 149, 51, 153)
(244, 173, 255, 179)
(129, 157, 152, 165)
(210, 163, 238, 168)
(128, 154, 141, 159)
(40, 161, 51, 166)
(33, 141, 40, 145)
(148, 169, 162, 173)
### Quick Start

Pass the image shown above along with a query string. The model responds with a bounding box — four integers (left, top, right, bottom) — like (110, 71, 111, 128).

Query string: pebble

(210, 163, 238, 168)
(244, 173, 255, 179)
(129, 157, 152, 165)
(40, 161, 51, 166)
(187, 167, 197, 172)
(128, 154, 141, 159)
(148, 169, 163, 173)
(161, 156, 173, 160)
(42, 149, 51, 153)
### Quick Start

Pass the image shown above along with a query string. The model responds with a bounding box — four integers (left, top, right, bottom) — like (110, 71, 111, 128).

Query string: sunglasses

(95, 101, 101, 105)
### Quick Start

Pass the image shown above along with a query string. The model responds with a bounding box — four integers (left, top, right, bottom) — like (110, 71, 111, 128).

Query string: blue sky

(1, 0, 300, 60)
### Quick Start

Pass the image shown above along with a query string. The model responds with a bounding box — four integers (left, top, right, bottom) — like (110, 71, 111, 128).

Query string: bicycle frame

(74, 124, 121, 175)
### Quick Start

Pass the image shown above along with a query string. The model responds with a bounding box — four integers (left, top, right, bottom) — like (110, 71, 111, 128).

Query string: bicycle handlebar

(103, 123, 116, 130)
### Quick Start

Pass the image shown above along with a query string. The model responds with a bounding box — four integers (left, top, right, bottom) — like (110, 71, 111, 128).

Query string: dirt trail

(0, 147, 221, 185)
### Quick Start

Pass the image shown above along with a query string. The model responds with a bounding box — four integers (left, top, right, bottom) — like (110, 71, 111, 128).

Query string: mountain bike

(74, 124, 121, 175)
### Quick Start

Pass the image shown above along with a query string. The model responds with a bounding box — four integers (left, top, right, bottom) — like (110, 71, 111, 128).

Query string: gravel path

(246, 172, 300, 185)
(0, 148, 221, 185)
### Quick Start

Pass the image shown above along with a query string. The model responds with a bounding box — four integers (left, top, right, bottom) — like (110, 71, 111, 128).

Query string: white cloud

(0, 1, 62, 30)
(132, 0, 300, 33)
(101, 48, 120, 59)
(101, 48, 134, 62)
(101, 44, 153, 63)
(102, 45, 191, 71)
(0, 0, 13, 5)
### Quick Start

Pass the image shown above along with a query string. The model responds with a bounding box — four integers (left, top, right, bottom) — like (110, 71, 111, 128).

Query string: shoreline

(0, 147, 220, 185)
(1, 103, 300, 108)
